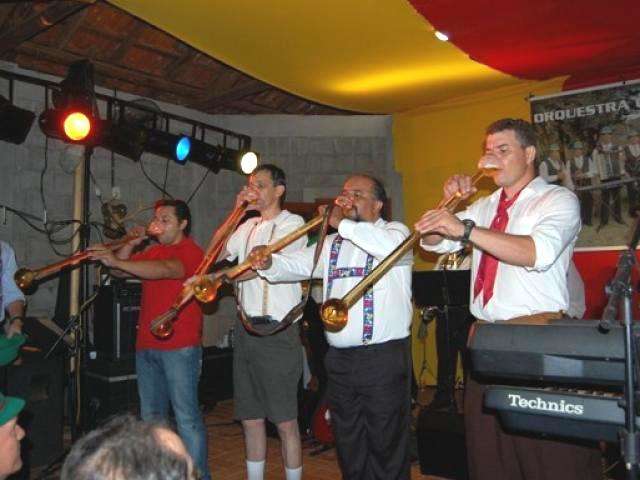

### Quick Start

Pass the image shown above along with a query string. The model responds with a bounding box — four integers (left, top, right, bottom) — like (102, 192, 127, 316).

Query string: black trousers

(325, 337, 411, 480)
(600, 179, 622, 225)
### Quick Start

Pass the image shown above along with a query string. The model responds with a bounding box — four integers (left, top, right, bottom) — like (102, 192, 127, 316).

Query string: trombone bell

(14, 268, 36, 292)
(320, 298, 349, 332)
(192, 277, 222, 303)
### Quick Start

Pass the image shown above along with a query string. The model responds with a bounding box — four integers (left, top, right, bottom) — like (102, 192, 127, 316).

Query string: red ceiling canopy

(409, 0, 640, 90)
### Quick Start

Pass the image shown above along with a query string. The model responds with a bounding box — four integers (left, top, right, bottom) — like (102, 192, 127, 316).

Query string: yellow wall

(395, 77, 565, 386)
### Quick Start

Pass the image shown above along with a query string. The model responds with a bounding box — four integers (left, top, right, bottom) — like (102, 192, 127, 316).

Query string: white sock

(285, 466, 302, 480)
(246, 460, 265, 480)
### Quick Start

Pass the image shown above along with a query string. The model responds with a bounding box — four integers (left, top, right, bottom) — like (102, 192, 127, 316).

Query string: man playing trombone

(415, 118, 600, 480)
(88, 199, 209, 480)
(250, 174, 413, 480)
(200, 164, 307, 480)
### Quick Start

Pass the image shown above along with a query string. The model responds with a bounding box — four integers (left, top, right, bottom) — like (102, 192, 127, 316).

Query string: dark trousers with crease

(325, 337, 411, 480)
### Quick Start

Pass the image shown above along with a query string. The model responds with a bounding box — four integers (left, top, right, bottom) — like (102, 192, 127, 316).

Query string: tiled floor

(205, 399, 443, 480)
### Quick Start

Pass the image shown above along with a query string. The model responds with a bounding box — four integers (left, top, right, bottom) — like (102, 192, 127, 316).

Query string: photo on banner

(530, 81, 640, 247)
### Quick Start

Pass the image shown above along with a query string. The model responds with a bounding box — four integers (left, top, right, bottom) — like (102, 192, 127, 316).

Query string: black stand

(413, 270, 471, 408)
(413, 270, 470, 308)
(600, 216, 640, 479)
(36, 148, 95, 479)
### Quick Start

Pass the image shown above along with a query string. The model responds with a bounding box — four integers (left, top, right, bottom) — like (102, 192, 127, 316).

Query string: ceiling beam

(0, 1, 92, 57)
(107, 21, 146, 63)
(199, 80, 271, 110)
(17, 41, 206, 100)
(57, 8, 89, 50)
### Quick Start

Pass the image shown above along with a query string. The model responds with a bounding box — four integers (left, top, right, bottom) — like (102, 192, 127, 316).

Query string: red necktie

(473, 189, 522, 305)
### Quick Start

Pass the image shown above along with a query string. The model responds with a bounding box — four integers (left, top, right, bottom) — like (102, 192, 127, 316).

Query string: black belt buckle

(249, 315, 277, 326)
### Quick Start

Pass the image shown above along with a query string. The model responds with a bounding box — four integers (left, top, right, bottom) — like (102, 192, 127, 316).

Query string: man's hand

(442, 174, 477, 205)
(126, 225, 149, 247)
(414, 209, 465, 239)
(88, 246, 120, 268)
(236, 185, 259, 209)
(318, 204, 343, 230)
(6, 317, 23, 339)
(248, 245, 272, 270)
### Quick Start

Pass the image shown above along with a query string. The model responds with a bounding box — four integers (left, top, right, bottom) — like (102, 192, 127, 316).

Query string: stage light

(63, 111, 91, 141)
(144, 129, 194, 163)
(0, 95, 35, 145)
(39, 60, 101, 145)
(239, 151, 259, 174)
(100, 121, 149, 161)
(175, 136, 191, 163)
(217, 146, 259, 175)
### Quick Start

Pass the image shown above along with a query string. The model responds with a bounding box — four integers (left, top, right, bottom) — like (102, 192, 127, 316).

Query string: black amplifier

(91, 281, 141, 360)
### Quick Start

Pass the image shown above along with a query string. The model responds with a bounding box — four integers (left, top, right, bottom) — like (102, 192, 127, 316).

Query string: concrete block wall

(0, 62, 401, 345)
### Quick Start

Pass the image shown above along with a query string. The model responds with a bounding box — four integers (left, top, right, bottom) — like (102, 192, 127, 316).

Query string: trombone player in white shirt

(250, 174, 414, 480)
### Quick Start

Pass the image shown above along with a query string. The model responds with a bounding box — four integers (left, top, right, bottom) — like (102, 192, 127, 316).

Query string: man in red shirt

(89, 199, 209, 480)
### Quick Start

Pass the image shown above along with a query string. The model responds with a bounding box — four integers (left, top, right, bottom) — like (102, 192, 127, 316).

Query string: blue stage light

(175, 136, 191, 162)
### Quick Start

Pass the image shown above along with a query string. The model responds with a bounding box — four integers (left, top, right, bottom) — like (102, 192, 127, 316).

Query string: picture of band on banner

(530, 81, 640, 247)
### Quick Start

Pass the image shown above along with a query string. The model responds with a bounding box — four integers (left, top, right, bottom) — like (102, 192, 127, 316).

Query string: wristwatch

(461, 219, 475, 243)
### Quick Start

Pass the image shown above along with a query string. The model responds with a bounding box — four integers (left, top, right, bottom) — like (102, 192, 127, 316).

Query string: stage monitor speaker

(3, 352, 64, 471)
(92, 281, 141, 360)
(82, 356, 138, 430)
(417, 408, 468, 480)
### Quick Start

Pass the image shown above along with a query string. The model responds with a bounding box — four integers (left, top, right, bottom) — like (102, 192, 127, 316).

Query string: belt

(476, 311, 565, 325)
(330, 336, 409, 352)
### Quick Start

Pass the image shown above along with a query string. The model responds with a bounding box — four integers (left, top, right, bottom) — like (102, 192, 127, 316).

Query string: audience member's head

(61, 414, 197, 480)
(0, 392, 25, 480)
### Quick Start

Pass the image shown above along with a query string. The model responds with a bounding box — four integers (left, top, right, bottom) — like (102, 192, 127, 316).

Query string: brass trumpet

(14, 229, 153, 293)
(150, 200, 251, 339)
(320, 168, 494, 332)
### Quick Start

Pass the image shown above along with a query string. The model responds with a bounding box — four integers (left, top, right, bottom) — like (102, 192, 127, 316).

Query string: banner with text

(530, 81, 640, 247)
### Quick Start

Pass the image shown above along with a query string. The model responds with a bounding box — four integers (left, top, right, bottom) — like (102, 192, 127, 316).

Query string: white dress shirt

(226, 210, 307, 322)
(260, 218, 413, 348)
(420, 177, 581, 322)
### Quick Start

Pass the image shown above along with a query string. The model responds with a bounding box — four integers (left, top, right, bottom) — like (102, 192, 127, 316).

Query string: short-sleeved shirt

(133, 236, 204, 350)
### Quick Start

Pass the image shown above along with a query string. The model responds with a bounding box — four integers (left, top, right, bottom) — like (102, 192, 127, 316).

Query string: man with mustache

(250, 174, 413, 480)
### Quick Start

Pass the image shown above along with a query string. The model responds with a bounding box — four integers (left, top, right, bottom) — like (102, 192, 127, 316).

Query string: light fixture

(100, 121, 149, 161)
(0, 95, 35, 144)
(434, 31, 449, 42)
(143, 129, 193, 163)
(39, 60, 102, 145)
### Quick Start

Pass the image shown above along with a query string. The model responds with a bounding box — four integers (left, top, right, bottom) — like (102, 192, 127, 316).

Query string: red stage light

(63, 111, 91, 141)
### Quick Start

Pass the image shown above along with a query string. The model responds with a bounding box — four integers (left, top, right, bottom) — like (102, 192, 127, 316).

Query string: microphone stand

(600, 215, 640, 479)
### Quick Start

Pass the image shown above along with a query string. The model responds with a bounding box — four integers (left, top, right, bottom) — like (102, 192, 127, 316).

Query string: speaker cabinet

(3, 352, 64, 470)
(417, 408, 468, 480)
(82, 356, 138, 430)
(92, 281, 141, 360)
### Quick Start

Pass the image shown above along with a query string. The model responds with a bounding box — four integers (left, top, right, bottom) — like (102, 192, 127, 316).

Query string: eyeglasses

(339, 189, 375, 200)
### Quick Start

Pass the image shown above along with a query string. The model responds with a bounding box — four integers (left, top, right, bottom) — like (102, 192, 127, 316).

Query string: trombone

(320, 168, 494, 332)
(14, 228, 155, 292)
(150, 208, 329, 338)
(149, 200, 251, 339)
